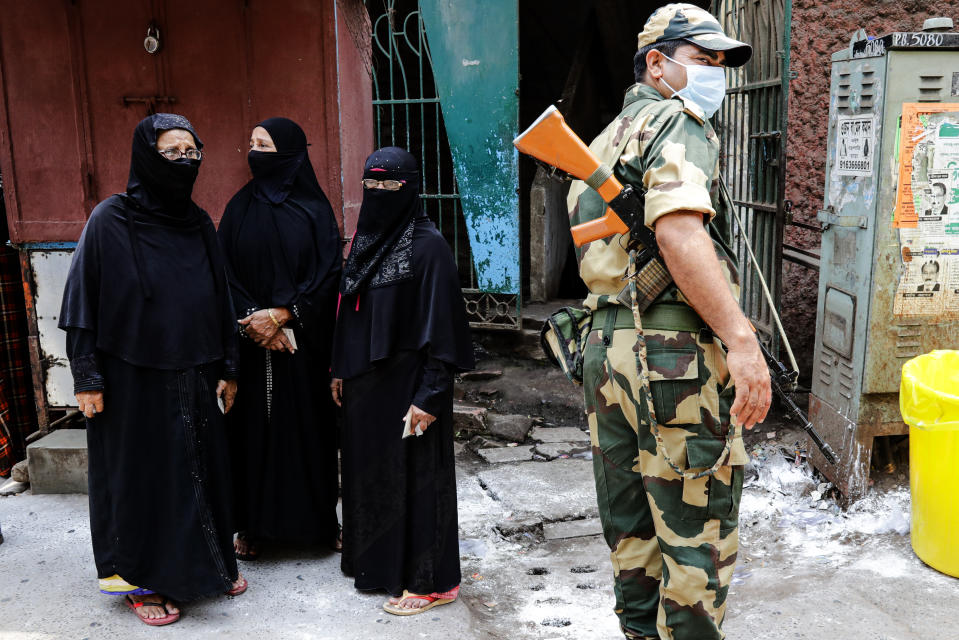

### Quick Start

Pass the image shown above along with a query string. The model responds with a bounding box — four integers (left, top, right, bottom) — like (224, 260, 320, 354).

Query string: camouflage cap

(638, 3, 752, 68)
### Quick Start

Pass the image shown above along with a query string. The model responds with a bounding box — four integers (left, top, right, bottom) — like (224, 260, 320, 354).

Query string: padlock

(144, 23, 161, 54)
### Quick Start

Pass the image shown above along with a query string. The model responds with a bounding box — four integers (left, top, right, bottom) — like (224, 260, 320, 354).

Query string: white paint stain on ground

(741, 446, 912, 576)
(453, 440, 950, 637)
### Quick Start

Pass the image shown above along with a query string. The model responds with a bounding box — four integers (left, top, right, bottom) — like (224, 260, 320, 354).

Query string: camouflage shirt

(567, 83, 740, 312)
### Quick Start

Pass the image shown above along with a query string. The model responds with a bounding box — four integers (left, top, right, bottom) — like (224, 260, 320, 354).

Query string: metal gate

(713, 0, 793, 348)
(366, 0, 521, 328)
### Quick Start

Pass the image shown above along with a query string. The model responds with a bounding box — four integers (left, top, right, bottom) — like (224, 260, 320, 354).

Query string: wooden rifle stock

(513, 105, 629, 246)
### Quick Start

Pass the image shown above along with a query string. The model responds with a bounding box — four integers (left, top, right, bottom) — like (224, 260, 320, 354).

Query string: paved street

(2, 358, 957, 639)
(3, 429, 959, 640)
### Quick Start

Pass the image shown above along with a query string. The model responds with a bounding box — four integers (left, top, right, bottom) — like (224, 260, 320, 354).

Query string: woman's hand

(330, 378, 343, 407)
(76, 391, 104, 419)
(405, 404, 436, 436)
(217, 379, 238, 413)
(239, 307, 291, 346)
(265, 331, 295, 353)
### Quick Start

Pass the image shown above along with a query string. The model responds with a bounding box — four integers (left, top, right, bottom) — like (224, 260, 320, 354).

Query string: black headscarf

(247, 117, 327, 205)
(218, 117, 341, 345)
(59, 113, 237, 372)
(126, 113, 203, 213)
(340, 147, 422, 294)
(332, 148, 474, 379)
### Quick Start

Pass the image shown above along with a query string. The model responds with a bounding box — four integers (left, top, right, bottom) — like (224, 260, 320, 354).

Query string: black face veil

(247, 117, 331, 206)
(126, 112, 203, 214)
(340, 147, 424, 295)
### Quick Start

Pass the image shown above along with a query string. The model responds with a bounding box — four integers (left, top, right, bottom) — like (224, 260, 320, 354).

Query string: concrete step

(27, 429, 88, 494)
(521, 299, 583, 332)
(474, 327, 546, 361)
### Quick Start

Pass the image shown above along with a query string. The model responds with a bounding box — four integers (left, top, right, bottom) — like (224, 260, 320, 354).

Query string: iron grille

(367, 0, 520, 329)
(712, 0, 792, 349)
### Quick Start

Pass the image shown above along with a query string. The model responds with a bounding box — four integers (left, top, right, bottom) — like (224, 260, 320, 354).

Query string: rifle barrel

(769, 375, 838, 464)
(757, 340, 838, 464)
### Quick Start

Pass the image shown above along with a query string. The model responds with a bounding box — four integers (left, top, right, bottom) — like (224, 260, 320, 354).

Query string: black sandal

(234, 532, 260, 561)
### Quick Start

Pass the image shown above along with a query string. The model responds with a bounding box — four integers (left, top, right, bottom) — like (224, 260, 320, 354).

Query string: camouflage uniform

(566, 5, 752, 639)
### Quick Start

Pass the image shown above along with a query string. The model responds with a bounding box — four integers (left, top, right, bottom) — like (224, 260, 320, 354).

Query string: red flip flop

(226, 574, 248, 596)
(382, 586, 459, 616)
(125, 595, 180, 626)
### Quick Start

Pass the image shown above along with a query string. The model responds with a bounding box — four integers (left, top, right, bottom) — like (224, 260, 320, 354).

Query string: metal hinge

(817, 206, 868, 230)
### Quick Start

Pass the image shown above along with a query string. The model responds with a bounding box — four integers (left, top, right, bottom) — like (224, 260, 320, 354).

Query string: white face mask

(660, 53, 727, 118)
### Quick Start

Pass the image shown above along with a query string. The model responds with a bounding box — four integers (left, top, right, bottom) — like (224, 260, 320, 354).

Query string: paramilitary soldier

(567, 5, 772, 639)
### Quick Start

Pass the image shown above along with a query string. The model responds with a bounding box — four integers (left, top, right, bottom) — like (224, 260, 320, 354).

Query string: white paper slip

(282, 327, 298, 351)
(400, 410, 424, 439)
(217, 395, 226, 414)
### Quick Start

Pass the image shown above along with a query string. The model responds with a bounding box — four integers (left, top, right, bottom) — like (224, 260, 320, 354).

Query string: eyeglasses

(158, 148, 202, 161)
(362, 178, 405, 191)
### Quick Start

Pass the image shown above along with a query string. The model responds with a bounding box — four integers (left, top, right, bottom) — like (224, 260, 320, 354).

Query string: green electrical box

(810, 19, 959, 501)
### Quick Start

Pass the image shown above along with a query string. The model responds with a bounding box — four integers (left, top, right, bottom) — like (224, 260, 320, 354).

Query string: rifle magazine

(629, 258, 672, 312)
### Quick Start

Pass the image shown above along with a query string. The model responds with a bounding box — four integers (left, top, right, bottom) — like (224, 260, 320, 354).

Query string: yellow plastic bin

(901, 350, 959, 578)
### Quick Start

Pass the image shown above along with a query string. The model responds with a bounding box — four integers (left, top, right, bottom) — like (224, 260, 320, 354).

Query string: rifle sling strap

(585, 164, 613, 191)
(627, 252, 732, 481)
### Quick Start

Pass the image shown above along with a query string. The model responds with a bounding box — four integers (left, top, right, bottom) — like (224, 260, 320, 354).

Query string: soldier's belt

(592, 302, 704, 334)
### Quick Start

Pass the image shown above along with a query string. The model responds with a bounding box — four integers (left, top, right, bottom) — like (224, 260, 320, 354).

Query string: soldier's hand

(726, 340, 771, 430)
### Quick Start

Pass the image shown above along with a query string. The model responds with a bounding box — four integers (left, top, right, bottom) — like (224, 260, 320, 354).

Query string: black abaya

(218, 117, 342, 545)
(60, 113, 239, 600)
(332, 148, 474, 596)
(85, 356, 237, 601)
(340, 349, 460, 595)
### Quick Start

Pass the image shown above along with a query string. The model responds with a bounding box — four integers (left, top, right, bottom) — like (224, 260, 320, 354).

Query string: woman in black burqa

(59, 113, 246, 626)
(330, 147, 474, 616)
(217, 117, 342, 559)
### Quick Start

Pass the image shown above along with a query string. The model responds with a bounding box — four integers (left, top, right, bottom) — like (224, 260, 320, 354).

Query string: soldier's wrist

(723, 329, 757, 352)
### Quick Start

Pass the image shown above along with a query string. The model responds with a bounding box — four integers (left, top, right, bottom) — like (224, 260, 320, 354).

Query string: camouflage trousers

(583, 306, 748, 640)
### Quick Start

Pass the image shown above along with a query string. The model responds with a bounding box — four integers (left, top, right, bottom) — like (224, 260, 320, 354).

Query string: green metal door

(367, 0, 520, 328)
(712, 0, 792, 348)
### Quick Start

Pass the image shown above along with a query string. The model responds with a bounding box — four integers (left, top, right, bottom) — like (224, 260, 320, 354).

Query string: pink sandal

(125, 595, 180, 626)
(226, 574, 248, 596)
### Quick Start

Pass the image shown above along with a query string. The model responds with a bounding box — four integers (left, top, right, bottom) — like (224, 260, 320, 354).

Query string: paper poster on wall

(894, 249, 945, 318)
(894, 103, 959, 321)
(835, 115, 875, 176)
(894, 104, 959, 229)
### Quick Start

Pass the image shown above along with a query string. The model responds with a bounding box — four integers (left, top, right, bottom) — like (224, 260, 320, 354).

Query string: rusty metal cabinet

(810, 20, 959, 501)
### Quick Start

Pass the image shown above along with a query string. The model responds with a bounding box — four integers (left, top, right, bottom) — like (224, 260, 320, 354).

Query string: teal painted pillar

(419, 0, 520, 295)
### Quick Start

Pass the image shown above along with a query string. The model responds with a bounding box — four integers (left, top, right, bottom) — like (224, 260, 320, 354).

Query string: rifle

(513, 105, 671, 312)
(514, 105, 838, 464)
(757, 338, 837, 464)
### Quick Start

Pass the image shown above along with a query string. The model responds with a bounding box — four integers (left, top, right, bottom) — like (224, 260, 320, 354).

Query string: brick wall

(783, 0, 957, 382)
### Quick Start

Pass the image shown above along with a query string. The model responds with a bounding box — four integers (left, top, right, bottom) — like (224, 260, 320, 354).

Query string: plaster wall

(784, 0, 958, 380)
